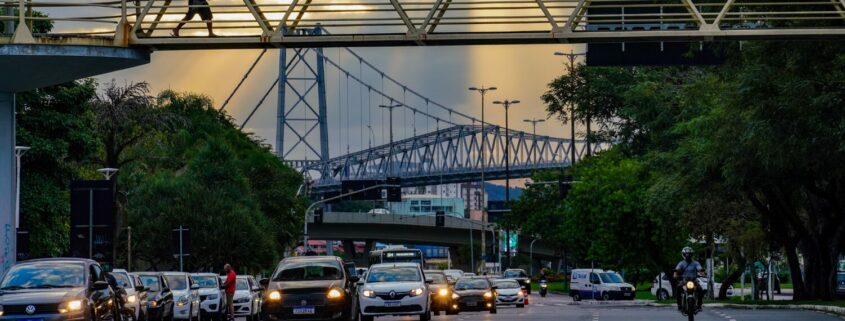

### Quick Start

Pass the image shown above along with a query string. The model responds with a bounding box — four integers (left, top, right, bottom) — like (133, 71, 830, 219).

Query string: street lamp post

(554, 50, 587, 163)
(378, 103, 402, 175)
(14, 146, 29, 230)
(468, 85, 496, 273)
(493, 99, 520, 269)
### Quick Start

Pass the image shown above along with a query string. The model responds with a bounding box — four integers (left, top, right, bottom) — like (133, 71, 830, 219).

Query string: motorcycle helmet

(682, 247, 694, 261)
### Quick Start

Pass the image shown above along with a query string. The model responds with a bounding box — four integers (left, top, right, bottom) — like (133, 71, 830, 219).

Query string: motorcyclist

(674, 247, 705, 312)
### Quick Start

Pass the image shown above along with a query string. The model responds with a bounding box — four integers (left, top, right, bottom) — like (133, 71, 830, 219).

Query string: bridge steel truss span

(300, 124, 607, 192)
(4, 0, 845, 47)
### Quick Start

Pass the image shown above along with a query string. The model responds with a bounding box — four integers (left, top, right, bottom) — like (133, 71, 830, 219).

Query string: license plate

(384, 301, 401, 307)
(466, 302, 477, 307)
(293, 306, 315, 315)
(624, 293, 632, 296)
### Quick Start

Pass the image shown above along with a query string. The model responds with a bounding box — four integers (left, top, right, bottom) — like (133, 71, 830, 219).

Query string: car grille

(459, 295, 482, 302)
(4, 304, 61, 315)
(375, 292, 408, 300)
(621, 287, 632, 292)
(282, 294, 327, 307)
(364, 305, 422, 313)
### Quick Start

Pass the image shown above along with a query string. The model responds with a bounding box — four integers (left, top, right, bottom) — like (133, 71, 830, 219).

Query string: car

(442, 270, 463, 282)
(502, 269, 531, 294)
(135, 272, 176, 321)
(491, 279, 525, 308)
(358, 263, 431, 321)
(0, 258, 116, 321)
(569, 269, 635, 301)
(191, 273, 225, 321)
(163, 272, 201, 321)
(423, 271, 453, 315)
(356, 268, 369, 278)
(651, 272, 734, 300)
(463, 273, 476, 277)
(451, 277, 496, 314)
(112, 269, 148, 321)
(233, 276, 262, 321)
(261, 256, 358, 321)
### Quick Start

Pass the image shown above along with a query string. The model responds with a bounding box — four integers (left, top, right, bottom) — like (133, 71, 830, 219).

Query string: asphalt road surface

(357, 293, 844, 321)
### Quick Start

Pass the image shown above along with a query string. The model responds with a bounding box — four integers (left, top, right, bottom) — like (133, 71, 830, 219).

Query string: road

(360, 293, 843, 321)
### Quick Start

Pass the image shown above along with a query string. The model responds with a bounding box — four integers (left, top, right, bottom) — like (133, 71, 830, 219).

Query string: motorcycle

(115, 286, 137, 321)
(539, 280, 548, 297)
(678, 280, 699, 321)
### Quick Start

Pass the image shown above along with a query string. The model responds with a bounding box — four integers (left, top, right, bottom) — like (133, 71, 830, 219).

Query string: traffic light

(558, 175, 573, 199)
(313, 208, 324, 224)
(435, 211, 445, 227)
(386, 177, 402, 202)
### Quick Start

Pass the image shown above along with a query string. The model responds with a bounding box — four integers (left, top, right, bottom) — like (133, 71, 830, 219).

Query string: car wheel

(657, 289, 670, 301)
(602, 292, 611, 301)
(419, 311, 430, 321)
(572, 293, 581, 302)
(360, 313, 373, 321)
(489, 308, 497, 314)
(433, 310, 440, 316)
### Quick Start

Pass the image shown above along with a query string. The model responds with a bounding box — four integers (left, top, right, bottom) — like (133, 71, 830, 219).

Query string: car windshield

(426, 273, 447, 284)
(139, 275, 161, 291)
(192, 276, 218, 288)
(275, 261, 344, 281)
(0, 262, 85, 289)
(164, 275, 188, 291)
(366, 266, 421, 283)
(600, 273, 624, 283)
(236, 279, 249, 290)
(112, 273, 132, 288)
(455, 279, 489, 290)
(503, 270, 527, 278)
(493, 280, 521, 289)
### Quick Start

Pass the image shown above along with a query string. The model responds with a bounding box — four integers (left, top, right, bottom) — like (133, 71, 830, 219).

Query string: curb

(644, 302, 845, 316)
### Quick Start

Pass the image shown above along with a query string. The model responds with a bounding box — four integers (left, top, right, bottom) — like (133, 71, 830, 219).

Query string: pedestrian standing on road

(172, 0, 216, 37)
(222, 264, 237, 321)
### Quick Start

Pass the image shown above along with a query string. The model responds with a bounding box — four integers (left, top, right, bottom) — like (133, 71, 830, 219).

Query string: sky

(98, 43, 587, 161)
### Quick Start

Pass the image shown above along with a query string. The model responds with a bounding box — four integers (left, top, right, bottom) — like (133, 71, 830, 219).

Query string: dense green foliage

(16, 82, 304, 273)
(509, 41, 845, 300)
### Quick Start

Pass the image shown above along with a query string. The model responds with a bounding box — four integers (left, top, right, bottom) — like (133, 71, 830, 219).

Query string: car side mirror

(259, 278, 270, 287)
(93, 281, 110, 290)
(191, 284, 200, 290)
(162, 287, 171, 293)
(135, 285, 146, 292)
(349, 276, 360, 283)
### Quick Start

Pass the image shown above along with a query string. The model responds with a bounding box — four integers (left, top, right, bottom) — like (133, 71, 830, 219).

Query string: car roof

(370, 262, 420, 269)
(112, 269, 128, 273)
(282, 256, 342, 263)
(21, 258, 97, 265)
(191, 273, 218, 276)
(424, 270, 445, 274)
(161, 271, 188, 276)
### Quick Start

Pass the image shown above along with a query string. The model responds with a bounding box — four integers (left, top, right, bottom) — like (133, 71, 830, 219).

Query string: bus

(368, 247, 425, 267)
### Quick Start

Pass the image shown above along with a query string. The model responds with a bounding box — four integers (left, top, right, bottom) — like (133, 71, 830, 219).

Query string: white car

(112, 269, 147, 321)
(651, 272, 734, 300)
(358, 263, 431, 321)
(232, 275, 262, 321)
(163, 272, 201, 321)
(491, 279, 525, 308)
(191, 273, 225, 321)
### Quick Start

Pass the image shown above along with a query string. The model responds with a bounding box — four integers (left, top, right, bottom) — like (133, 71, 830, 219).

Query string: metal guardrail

(3, 0, 845, 47)
(315, 211, 489, 230)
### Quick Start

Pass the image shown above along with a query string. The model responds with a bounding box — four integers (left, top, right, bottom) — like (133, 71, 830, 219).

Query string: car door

(89, 264, 112, 320)
(588, 273, 601, 299)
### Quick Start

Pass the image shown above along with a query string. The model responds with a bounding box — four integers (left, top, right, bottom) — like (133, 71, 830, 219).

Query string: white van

(569, 269, 636, 301)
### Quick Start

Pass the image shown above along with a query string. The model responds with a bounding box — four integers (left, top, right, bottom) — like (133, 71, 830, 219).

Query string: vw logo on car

(25, 305, 36, 315)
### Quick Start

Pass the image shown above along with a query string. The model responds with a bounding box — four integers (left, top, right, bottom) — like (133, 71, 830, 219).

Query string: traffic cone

(524, 290, 529, 305)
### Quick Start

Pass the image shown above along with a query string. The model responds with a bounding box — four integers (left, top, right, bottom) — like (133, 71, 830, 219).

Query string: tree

(15, 80, 100, 257)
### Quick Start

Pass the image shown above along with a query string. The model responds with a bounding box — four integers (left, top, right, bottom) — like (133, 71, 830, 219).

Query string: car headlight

(438, 289, 449, 297)
(526, 279, 531, 284)
(150, 300, 158, 308)
(177, 295, 189, 306)
(451, 293, 460, 300)
(268, 291, 281, 301)
(60, 300, 84, 313)
(483, 291, 493, 298)
(362, 290, 376, 298)
(409, 288, 424, 297)
(632, 287, 636, 292)
(328, 288, 344, 299)
(127, 295, 137, 304)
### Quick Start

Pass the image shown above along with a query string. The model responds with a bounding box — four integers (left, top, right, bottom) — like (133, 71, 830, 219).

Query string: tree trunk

(719, 257, 745, 300)
(784, 246, 806, 300)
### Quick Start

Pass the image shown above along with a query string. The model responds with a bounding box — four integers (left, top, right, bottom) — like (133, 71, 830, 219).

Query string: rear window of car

(426, 273, 447, 284)
(493, 280, 521, 289)
(504, 270, 527, 278)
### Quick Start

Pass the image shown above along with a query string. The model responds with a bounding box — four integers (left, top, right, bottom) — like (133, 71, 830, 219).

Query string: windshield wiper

(0, 285, 26, 290)
(31, 284, 75, 289)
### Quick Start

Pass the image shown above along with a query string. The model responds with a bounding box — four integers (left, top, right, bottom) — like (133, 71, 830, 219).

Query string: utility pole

(554, 50, 587, 163)
(493, 99, 520, 269)
(468, 85, 496, 273)
(127, 226, 132, 271)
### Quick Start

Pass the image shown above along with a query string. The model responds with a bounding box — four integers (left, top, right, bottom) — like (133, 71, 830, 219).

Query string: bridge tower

(277, 27, 330, 165)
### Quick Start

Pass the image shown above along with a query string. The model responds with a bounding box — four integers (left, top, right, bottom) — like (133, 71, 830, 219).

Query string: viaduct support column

(0, 93, 16, 274)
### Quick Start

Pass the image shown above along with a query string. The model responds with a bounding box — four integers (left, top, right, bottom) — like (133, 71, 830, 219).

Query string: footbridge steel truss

(298, 124, 607, 192)
(5, 1, 845, 48)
